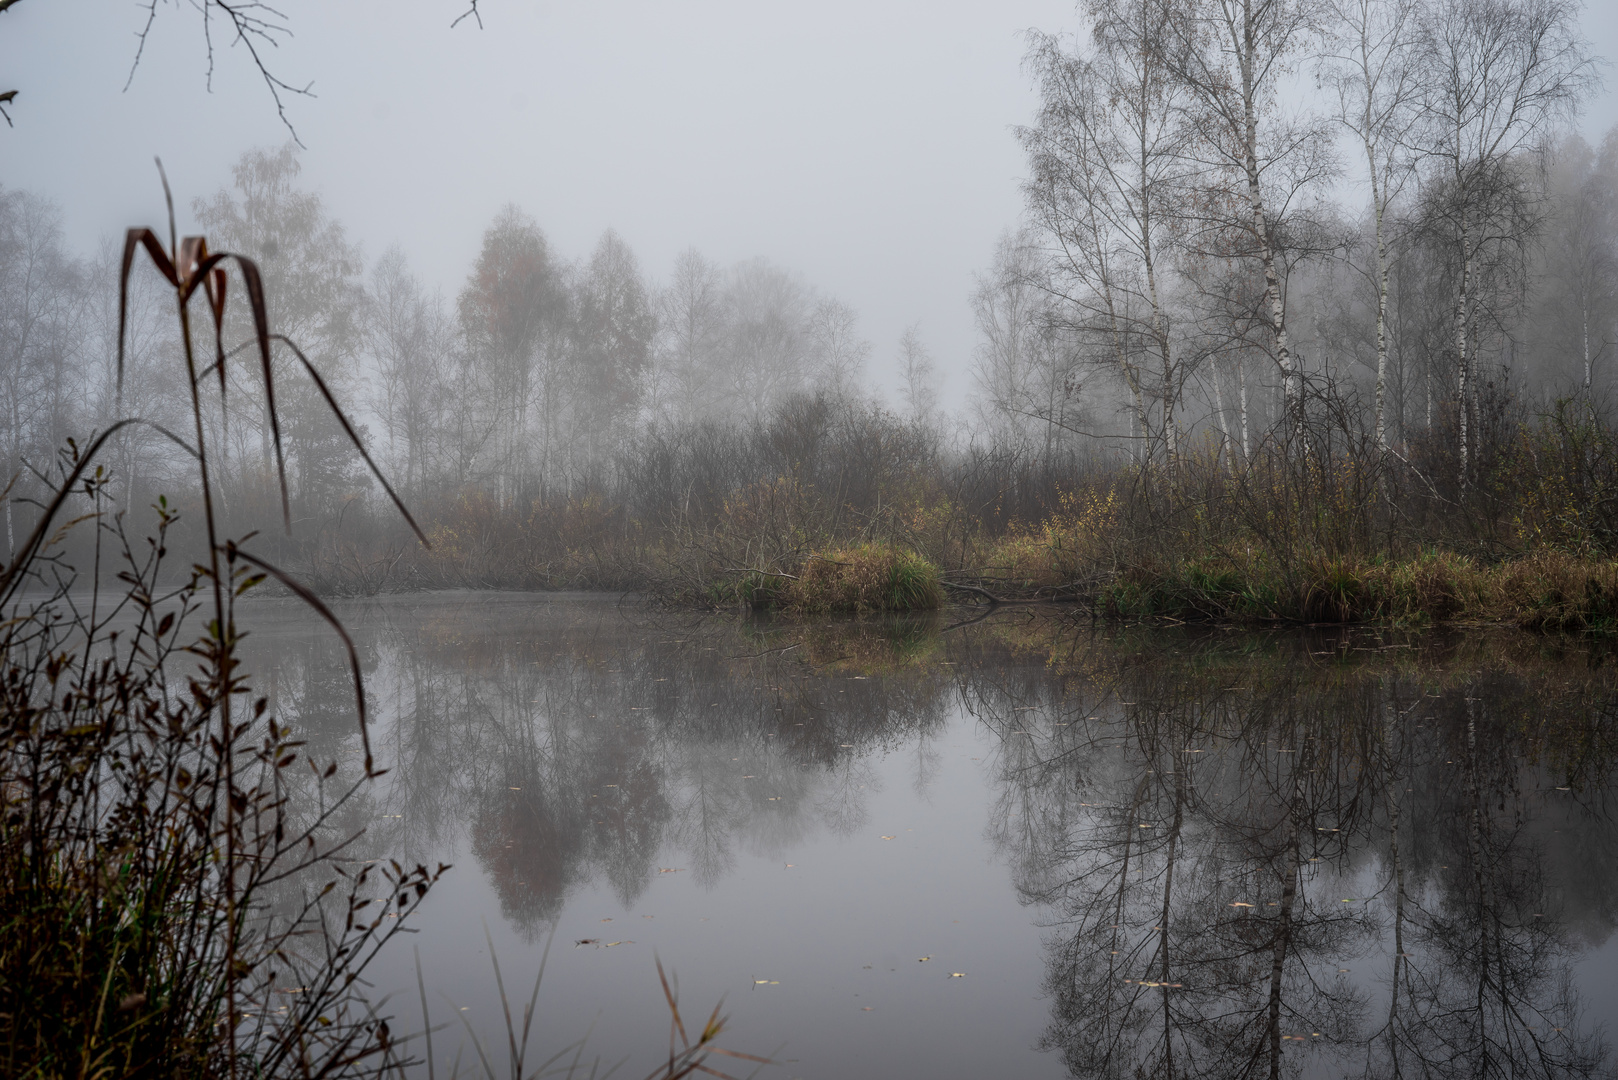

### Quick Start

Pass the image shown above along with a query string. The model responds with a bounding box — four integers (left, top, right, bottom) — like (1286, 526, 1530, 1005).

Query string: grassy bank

(102, 368, 1618, 632)
(717, 543, 943, 613)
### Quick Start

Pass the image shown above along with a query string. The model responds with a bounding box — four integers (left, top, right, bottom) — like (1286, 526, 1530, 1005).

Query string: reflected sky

(234, 593, 1618, 1079)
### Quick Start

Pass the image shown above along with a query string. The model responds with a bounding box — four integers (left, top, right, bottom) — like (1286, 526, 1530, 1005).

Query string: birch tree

(1413, 0, 1593, 480)
(1320, 0, 1423, 449)
(1021, 0, 1193, 474)
(1162, 0, 1336, 439)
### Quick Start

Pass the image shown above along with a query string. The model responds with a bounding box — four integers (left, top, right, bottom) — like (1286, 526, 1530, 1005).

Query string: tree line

(2, 0, 1616, 596)
(0, 144, 921, 540)
(986, 0, 1607, 487)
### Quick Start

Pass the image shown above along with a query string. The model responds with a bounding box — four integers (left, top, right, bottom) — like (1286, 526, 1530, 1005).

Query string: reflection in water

(240, 598, 1617, 1078)
(971, 628, 1618, 1079)
(243, 600, 955, 937)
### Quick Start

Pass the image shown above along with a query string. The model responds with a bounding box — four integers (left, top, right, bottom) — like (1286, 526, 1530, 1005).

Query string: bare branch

(124, 0, 312, 146)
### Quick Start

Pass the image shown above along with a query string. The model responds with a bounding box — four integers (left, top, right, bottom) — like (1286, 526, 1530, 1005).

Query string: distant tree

(897, 323, 939, 425)
(456, 205, 568, 502)
(722, 259, 811, 421)
(806, 297, 872, 400)
(971, 235, 1086, 463)
(366, 247, 459, 499)
(193, 145, 367, 514)
(650, 247, 728, 427)
(1536, 132, 1618, 392)
(573, 229, 654, 468)
(0, 187, 84, 552)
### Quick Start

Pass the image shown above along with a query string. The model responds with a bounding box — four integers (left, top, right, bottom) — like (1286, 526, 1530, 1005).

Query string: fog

(5, 1, 1599, 406)
(5, 0, 1618, 589)
(1, 0, 1103, 408)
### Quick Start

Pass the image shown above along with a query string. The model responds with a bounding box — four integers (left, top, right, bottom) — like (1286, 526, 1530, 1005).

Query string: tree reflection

(240, 600, 954, 937)
(970, 627, 1617, 1080)
(238, 602, 1618, 1077)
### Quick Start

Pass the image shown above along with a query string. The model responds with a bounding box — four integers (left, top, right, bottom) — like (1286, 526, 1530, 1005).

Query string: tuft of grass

(783, 544, 942, 613)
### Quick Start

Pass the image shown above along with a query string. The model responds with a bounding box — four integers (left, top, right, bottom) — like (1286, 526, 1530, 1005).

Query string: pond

(236, 592, 1618, 1079)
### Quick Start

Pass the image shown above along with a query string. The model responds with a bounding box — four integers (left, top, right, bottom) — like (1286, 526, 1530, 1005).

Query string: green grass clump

(785, 544, 942, 613)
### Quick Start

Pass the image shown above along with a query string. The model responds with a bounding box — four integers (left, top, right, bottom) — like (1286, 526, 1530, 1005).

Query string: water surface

(238, 593, 1618, 1079)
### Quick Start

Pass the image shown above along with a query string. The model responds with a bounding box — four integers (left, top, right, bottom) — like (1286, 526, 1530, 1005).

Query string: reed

(1, 173, 771, 1079)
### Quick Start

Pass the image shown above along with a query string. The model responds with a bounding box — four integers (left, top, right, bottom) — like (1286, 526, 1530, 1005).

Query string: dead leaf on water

(656, 868, 686, 873)
(604, 940, 634, 947)
(1231, 902, 1254, 908)
(949, 972, 966, 978)
(574, 939, 600, 947)
(918, 956, 932, 962)
(880, 835, 895, 840)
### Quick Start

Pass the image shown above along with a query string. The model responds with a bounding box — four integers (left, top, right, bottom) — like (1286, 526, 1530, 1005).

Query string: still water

(238, 592, 1618, 1079)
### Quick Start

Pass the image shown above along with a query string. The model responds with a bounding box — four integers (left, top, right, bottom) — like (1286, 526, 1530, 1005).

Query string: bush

(785, 544, 943, 613)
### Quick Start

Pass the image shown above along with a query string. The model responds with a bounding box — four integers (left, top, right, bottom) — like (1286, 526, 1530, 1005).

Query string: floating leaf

(1230, 902, 1254, 908)
(574, 939, 600, 947)
(949, 972, 966, 978)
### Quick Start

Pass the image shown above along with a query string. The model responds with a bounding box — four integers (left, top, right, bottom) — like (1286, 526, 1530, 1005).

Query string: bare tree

(722, 259, 811, 421)
(1532, 132, 1618, 394)
(1022, 0, 1193, 474)
(0, 187, 84, 552)
(193, 145, 367, 513)
(1321, 0, 1424, 449)
(971, 234, 1087, 460)
(573, 228, 654, 471)
(650, 248, 728, 427)
(1162, 0, 1337, 438)
(897, 323, 939, 425)
(1414, 0, 1594, 480)
(806, 297, 872, 400)
(366, 247, 459, 500)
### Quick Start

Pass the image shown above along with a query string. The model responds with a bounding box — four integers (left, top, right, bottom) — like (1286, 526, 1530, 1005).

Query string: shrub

(786, 544, 942, 613)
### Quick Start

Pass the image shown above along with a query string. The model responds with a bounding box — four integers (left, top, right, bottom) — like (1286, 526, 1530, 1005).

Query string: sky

(3, 0, 1617, 409)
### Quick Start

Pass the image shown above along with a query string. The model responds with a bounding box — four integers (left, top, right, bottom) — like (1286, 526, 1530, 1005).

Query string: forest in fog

(2, 0, 1616, 603)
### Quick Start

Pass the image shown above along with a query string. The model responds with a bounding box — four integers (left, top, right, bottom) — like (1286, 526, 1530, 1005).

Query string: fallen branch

(940, 580, 1063, 607)
(720, 567, 798, 581)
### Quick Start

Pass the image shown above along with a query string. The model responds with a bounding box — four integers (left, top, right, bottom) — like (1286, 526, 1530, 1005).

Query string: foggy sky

(2, 0, 1615, 410)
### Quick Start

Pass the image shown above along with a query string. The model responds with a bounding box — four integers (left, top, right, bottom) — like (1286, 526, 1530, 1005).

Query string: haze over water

(236, 593, 1618, 1079)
